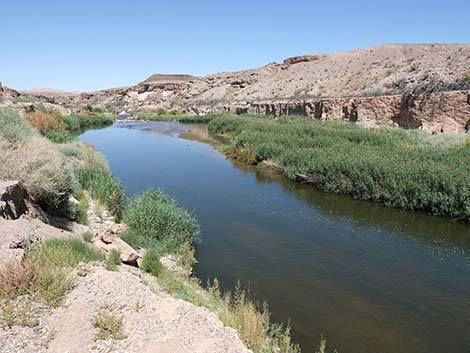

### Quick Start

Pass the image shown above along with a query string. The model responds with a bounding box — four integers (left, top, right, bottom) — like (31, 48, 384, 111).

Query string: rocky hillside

(4, 44, 468, 107)
(2, 44, 470, 132)
(192, 43, 470, 102)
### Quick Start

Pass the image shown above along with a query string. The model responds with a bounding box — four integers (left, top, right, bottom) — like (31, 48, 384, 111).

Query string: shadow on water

(80, 122, 470, 353)
(240, 161, 470, 254)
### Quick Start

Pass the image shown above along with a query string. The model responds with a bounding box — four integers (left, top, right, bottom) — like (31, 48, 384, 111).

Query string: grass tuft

(141, 249, 163, 277)
(93, 304, 126, 341)
(106, 249, 121, 271)
(82, 231, 93, 242)
(34, 268, 71, 307)
(27, 238, 104, 268)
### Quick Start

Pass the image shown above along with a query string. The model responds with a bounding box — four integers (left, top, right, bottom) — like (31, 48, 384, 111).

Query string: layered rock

(182, 90, 470, 133)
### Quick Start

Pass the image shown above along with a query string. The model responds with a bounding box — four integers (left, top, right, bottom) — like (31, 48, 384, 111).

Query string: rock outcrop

(92, 229, 140, 266)
(282, 54, 325, 65)
(0, 181, 29, 220)
(182, 90, 470, 133)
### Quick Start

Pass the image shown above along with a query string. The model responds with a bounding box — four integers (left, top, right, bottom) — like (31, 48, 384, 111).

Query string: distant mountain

(140, 74, 197, 84)
(19, 88, 81, 97)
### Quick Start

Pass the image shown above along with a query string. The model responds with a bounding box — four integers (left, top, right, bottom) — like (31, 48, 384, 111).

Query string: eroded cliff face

(182, 90, 470, 133)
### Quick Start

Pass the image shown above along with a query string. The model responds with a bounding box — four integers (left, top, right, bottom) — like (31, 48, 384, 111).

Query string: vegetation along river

(79, 121, 470, 353)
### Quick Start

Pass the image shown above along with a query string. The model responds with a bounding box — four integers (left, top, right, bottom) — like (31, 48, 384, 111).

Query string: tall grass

(137, 111, 220, 124)
(155, 269, 300, 353)
(209, 115, 470, 221)
(27, 238, 104, 268)
(123, 189, 200, 252)
(76, 167, 125, 218)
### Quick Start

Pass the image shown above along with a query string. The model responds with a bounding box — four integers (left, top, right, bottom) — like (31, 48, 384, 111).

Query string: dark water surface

(79, 122, 470, 353)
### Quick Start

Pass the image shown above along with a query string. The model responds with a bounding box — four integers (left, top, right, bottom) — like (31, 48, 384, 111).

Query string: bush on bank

(25, 108, 113, 143)
(123, 188, 200, 252)
(209, 114, 470, 221)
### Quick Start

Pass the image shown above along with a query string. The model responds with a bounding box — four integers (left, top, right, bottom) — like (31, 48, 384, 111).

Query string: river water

(79, 122, 470, 353)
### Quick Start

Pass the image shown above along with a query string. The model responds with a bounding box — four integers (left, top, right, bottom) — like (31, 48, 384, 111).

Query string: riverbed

(79, 122, 470, 353)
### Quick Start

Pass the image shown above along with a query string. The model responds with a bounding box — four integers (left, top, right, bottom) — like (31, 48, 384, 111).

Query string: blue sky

(2, 0, 469, 91)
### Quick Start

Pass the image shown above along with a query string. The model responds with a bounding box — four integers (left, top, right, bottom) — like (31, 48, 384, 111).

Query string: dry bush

(0, 261, 40, 299)
(227, 147, 258, 165)
(0, 108, 37, 145)
(219, 285, 271, 352)
(25, 110, 65, 133)
(82, 143, 109, 170)
(0, 136, 73, 205)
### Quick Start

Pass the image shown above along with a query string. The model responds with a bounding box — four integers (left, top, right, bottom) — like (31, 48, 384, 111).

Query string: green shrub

(106, 249, 121, 271)
(178, 241, 197, 269)
(141, 248, 163, 277)
(72, 190, 89, 225)
(124, 189, 200, 252)
(208, 114, 470, 221)
(22, 109, 113, 144)
(82, 232, 93, 242)
(61, 114, 113, 137)
(27, 238, 104, 268)
(119, 230, 145, 249)
(43, 130, 71, 143)
(76, 167, 125, 218)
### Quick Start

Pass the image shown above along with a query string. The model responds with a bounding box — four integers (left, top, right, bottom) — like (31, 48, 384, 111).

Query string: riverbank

(0, 109, 305, 353)
(77, 120, 470, 353)
(206, 114, 470, 222)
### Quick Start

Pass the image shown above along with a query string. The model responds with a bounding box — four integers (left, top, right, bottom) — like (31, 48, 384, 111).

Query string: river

(79, 121, 470, 353)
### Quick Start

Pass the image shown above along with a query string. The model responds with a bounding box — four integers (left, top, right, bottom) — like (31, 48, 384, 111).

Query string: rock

(100, 228, 115, 244)
(0, 181, 29, 219)
(93, 229, 141, 266)
(68, 195, 79, 206)
(160, 254, 192, 277)
(283, 54, 325, 65)
(24, 104, 36, 113)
